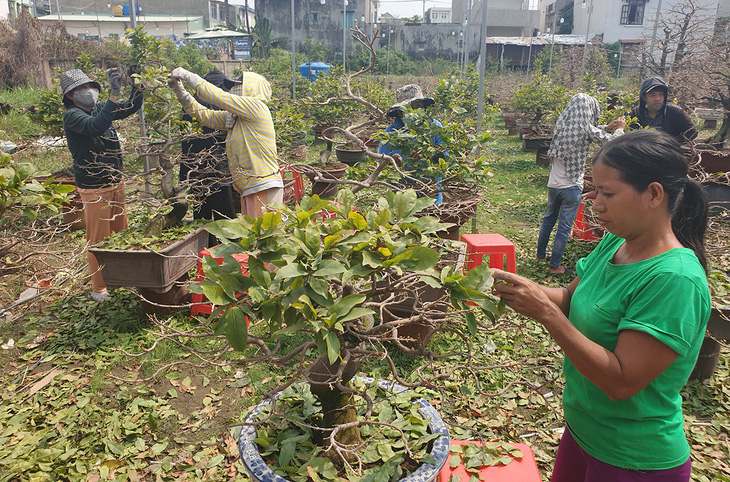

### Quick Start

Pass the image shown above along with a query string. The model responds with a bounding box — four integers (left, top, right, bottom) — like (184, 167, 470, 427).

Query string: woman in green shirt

(492, 130, 710, 481)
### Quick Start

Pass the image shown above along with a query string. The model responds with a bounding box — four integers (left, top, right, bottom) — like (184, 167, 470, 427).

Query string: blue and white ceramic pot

(238, 376, 450, 482)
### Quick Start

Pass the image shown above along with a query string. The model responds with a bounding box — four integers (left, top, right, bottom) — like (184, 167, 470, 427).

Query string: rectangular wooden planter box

(522, 136, 552, 152)
(88, 227, 209, 293)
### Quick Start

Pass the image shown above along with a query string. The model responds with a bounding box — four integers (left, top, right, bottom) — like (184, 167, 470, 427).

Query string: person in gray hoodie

(629, 77, 697, 144)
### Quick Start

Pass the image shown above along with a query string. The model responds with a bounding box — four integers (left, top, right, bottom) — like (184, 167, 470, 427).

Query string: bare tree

(639, 0, 713, 80)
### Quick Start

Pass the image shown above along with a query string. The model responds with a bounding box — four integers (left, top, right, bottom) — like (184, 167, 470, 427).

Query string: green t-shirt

(565, 232, 710, 470)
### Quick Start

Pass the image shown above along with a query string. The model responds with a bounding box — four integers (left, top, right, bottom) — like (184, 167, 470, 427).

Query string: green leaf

(279, 438, 297, 467)
(336, 307, 375, 324)
(348, 211, 367, 230)
(200, 284, 230, 306)
(275, 262, 309, 280)
(361, 250, 383, 268)
(247, 256, 271, 289)
(223, 306, 248, 350)
(325, 330, 341, 364)
(329, 294, 366, 320)
(385, 246, 439, 271)
(313, 259, 346, 278)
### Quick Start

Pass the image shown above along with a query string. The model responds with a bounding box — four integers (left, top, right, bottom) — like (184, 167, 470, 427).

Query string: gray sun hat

(387, 84, 435, 117)
(60, 69, 101, 107)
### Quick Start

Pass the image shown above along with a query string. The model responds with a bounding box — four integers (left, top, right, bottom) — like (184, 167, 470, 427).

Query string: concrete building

(209, 0, 255, 31)
(537, 0, 572, 34)
(5, 0, 34, 18)
(426, 7, 452, 24)
(572, 0, 721, 44)
(44, 1, 217, 28)
(452, 0, 541, 37)
(36, 12, 204, 41)
(255, 0, 377, 57)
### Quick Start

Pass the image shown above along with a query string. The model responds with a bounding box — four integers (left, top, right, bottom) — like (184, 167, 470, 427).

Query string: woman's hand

(491, 269, 571, 321)
(491, 269, 549, 317)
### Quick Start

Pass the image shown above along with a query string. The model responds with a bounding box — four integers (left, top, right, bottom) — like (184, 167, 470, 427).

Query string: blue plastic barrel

(122, 4, 140, 15)
(298, 62, 331, 82)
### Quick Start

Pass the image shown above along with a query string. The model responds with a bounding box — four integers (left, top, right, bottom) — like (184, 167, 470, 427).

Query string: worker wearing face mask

(60, 68, 143, 302)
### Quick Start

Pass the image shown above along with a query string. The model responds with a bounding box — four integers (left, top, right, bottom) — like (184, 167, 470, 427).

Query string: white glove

(170, 67, 203, 88)
(167, 78, 193, 105)
(225, 112, 237, 129)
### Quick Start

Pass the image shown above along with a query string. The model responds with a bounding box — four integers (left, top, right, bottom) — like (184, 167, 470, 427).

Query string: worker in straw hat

(60, 67, 143, 302)
(377, 83, 443, 204)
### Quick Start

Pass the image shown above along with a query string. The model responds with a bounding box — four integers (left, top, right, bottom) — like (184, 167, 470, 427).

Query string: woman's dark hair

(593, 129, 709, 272)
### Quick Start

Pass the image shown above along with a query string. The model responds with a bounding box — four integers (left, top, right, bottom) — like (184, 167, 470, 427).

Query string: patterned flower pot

(238, 376, 450, 482)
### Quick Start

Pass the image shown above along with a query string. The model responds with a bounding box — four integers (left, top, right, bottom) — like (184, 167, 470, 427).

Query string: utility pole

(526, 28, 535, 77)
(387, 27, 393, 75)
(649, 0, 664, 66)
(129, 0, 136, 27)
(477, 0, 489, 132)
(343, 0, 347, 71)
(288, 0, 292, 100)
(548, 11, 558, 77)
(581, 0, 594, 72)
(462, 0, 473, 74)
(55, 0, 61, 22)
(244, 0, 250, 34)
(129, 0, 150, 195)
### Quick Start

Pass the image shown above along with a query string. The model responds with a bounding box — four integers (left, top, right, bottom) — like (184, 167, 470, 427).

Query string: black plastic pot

(690, 336, 722, 380)
(702, 182, 730, 214)
(334, 145, 366, 165)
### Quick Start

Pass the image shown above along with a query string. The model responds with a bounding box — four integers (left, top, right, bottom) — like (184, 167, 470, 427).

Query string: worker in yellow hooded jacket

(168, 67, 283, 218)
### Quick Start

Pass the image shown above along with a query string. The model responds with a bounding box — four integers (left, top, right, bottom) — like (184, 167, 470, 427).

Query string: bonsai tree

(145, 188, 504, 477)
(509, 73, 570, 134)
(0, 151, 75, 276)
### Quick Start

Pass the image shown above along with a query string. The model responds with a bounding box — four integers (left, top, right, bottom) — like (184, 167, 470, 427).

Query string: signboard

(232, 37, 251, 61)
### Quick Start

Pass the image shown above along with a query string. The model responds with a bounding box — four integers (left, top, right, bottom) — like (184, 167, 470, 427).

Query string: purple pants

(551, 427, 692, 482)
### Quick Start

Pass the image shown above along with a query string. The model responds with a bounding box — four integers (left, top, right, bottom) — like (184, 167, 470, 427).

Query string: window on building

(342, 10, 354, 28)
(441, 12, 448, 19)
(432, 12, 438, 20)
(620, 0, 645, 25)
(311, 12, 320, 22)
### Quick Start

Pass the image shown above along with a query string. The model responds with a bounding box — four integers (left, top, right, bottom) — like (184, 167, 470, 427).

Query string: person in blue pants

(537, 93, 625, 274)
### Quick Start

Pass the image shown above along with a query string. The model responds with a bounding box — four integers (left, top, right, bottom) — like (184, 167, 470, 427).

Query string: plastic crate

(190, 248, 249, 317)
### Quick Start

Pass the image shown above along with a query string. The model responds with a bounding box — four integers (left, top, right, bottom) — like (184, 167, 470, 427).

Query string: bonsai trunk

(530, 108, 544, 135)
(143, 156, 189, 236)
(707, 96, 730, 145)
(307, 352, 363, 450)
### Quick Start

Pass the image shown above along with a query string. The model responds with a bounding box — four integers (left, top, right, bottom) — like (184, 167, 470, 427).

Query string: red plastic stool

(280, 165, 304, 202)
(572, 201, 599, 241)
(460, 233, 517, 273)
(439, 440, 541, 482)
(312, 201, 342, 222)
(190, 248, 249, 317)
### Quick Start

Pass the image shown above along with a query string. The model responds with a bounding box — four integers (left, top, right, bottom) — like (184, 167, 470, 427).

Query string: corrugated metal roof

(486, 34, 601, 46)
